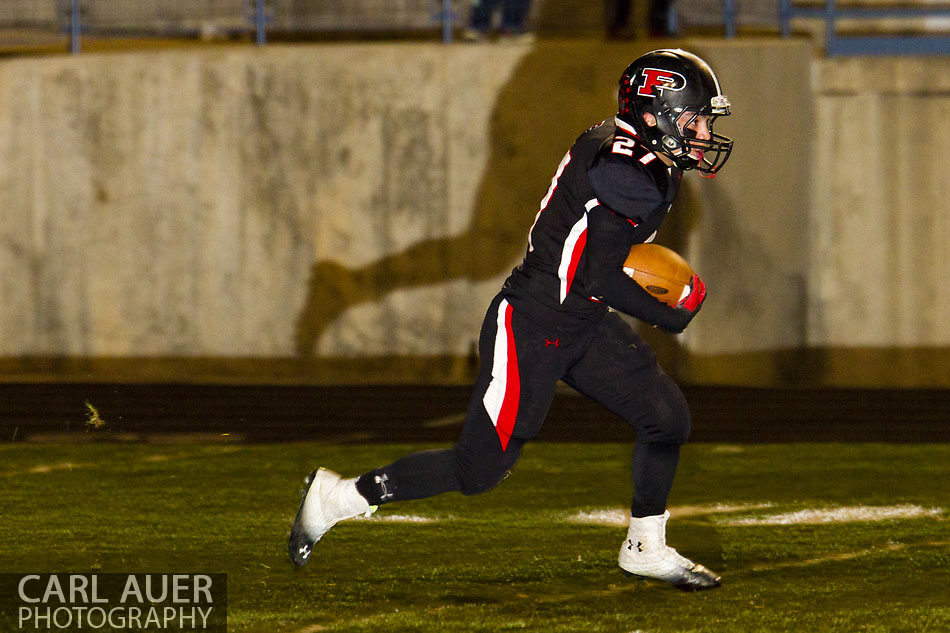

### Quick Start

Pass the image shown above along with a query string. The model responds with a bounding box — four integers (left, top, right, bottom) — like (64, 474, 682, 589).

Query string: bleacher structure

(2, 1, 950, 56)
(1, 0, 458, 34)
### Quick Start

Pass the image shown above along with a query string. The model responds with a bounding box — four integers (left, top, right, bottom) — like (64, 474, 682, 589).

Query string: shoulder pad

(594, 133, 669, 184)
(588, 132, 670, 222)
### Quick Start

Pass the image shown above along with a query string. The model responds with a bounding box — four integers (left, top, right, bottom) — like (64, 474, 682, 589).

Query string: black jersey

(503, 117, 685, 332)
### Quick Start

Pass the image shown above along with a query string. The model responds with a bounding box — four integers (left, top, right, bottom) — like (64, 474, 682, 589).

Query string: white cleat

(288, 468, 375, 568)
(618, 510, 721, 591)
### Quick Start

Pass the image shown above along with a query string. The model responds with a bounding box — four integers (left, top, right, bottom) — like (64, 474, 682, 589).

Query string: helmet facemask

(652, 95, 732, 174)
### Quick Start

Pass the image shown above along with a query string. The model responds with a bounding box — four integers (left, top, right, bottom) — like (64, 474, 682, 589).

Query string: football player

(289, 49, 732, 591)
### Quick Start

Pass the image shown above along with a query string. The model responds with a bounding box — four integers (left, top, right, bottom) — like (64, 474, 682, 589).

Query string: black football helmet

(618, 49, 732, 174)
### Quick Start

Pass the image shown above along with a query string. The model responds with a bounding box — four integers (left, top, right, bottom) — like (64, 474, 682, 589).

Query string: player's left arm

(584, 207, 703, 333)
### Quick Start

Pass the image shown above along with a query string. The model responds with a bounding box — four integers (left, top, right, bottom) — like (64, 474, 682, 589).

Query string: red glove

(677, 273, 706, 314)
(660, 274, 706, 334)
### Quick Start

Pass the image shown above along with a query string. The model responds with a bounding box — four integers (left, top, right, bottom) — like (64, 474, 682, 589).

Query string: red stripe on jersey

(558, 214, 589, 303)
(608, 208, 639, 227)
(563, 228, 587, 300)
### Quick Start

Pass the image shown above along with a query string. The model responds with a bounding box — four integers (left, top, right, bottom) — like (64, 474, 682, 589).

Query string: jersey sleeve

(587, 147, 664, 223)
(583, 206, 692, 333)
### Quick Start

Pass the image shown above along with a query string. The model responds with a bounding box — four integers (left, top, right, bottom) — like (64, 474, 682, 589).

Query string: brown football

(622, 243, 694, 307)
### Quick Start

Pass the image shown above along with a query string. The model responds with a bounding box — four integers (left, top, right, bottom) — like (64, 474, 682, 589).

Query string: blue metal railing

(247, 0, 269, 46)
(58, 0, 457, 53)
(776, 0, 950, 56)
(44, 0, 950, 57)
(68, 0, 81, 53)
(439, 0, 454, 43)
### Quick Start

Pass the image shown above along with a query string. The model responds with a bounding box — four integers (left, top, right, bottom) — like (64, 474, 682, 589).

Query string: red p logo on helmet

(636, 68, 687, 98)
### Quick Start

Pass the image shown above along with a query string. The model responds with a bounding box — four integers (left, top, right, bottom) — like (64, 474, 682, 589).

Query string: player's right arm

(582, 144, 702, 333)
(584, 207, 700, 333)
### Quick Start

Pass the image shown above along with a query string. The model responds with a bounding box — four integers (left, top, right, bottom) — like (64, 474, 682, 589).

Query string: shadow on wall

(294, 40, 685, 359)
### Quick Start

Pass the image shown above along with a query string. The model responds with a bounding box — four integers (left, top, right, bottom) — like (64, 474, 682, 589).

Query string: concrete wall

(801, 57, 950, 386)
(0, 44, 527, 365)
(810, 57, 950, 347)
(0, 40, 946, 386)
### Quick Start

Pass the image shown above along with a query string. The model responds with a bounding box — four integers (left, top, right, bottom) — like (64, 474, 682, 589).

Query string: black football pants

(356, 293, 691, 517)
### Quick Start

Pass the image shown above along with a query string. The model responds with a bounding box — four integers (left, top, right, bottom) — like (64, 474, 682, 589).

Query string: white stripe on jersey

(558, 214, 589, 304)
(528, 151, 572, 252)
(615, 116, 637, 136)
(482, 299, 511, 427)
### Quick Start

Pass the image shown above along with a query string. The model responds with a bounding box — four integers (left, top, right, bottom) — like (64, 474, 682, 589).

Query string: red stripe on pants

(496, 303, 520, 451)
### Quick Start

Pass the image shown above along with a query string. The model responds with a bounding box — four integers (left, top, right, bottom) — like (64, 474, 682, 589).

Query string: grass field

(1, 441, 948, 632)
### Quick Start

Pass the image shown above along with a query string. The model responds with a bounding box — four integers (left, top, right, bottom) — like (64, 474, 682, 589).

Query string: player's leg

(563, 312, 720, 590)
(354, 403, 527, 506)
(564, 313, 688, 513)
(288, 295, 558, 567)
(354, 295, 563, 500)
(288, 424, 526, 568)
(627, 371, 691, 517)
(356, 294, 565, 500)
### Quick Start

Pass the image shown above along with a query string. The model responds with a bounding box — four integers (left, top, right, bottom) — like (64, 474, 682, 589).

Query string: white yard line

(26, 462, 94, 474)
(356, 513, 450, 524)
(292, 626, 328, 633)
(567, 503, 775, 527)
(356, 502, 938, 529)
(749, 540, 950, 572)
(723, 504, 945, 526)
(671, 502, 775, 519)
(566, 503, 945, 527)
(0, 461, 96, 477)
(1, 446, 243, 478)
